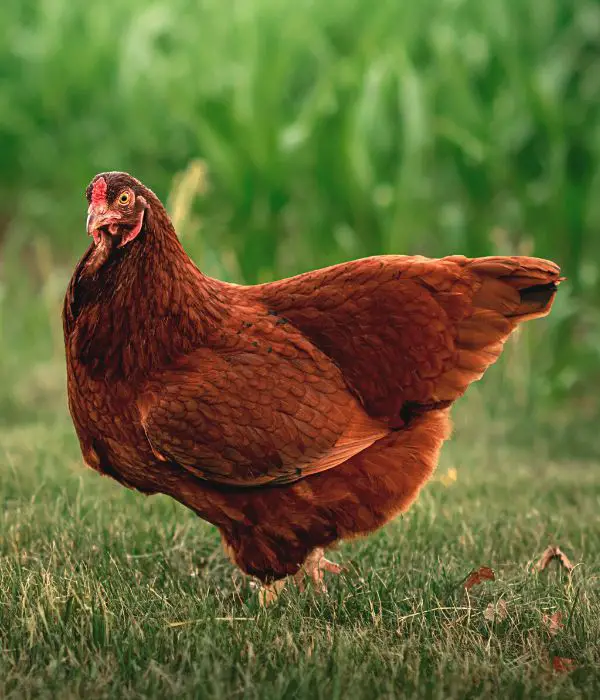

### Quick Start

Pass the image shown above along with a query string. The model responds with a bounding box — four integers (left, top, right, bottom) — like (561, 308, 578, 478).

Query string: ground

(1, 408, 599, 700)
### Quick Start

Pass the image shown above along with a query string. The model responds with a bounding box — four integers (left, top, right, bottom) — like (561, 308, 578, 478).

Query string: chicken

(63, 171, 562, 599)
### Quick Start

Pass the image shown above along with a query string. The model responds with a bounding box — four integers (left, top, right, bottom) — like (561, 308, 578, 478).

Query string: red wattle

(118, 208, 145, 247)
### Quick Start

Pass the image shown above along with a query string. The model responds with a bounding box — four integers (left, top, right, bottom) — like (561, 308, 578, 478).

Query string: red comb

(91, 177, 107, 207)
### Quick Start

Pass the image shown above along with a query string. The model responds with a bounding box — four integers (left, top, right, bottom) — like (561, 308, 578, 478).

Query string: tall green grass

(1, 0, 599, 421)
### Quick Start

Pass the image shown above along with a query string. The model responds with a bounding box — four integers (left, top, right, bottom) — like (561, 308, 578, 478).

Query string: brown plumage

(63, 171, 562, 591)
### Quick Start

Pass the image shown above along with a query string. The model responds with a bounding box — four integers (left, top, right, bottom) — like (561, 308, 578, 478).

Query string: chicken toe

(294, 547, 343, 593)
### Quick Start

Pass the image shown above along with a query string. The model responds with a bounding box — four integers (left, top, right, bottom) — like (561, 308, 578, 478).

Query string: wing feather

(139, 326, 388, 487)
(254, 254, 561, 420)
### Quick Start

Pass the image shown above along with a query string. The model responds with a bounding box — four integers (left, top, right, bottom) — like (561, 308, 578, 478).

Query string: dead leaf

(536, 546, 574, 573)
(552, 656, 576, 673)
(542, 611, 564, 636)
(464, 566, 495, 591)
(484, 599, 508, 622)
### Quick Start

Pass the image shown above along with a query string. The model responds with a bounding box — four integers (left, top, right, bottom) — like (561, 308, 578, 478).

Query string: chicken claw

(258, 548, 343, 606)
(294, 547, 343, 593)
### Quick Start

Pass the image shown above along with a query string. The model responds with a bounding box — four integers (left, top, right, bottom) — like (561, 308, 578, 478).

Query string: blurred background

(1, 0, 599, 456)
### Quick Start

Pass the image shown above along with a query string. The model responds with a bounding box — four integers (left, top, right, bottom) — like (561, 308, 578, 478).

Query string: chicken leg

(294, 547, 343, 592)
(259, 548, 343, 606)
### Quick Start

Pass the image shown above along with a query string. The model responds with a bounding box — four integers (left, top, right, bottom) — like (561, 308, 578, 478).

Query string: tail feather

(467, 255, 561, 319)
(516, 281, 560, 320)
(434, 255, 561, 401)
(464, 255, 561, 285)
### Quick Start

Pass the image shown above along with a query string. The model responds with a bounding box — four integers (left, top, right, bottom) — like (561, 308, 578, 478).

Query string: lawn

(1, 407, 599, 699)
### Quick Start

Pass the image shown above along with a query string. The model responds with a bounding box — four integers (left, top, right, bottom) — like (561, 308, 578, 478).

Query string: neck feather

(64, 199, 225, 381)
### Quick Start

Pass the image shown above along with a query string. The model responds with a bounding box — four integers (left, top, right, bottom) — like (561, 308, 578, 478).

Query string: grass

(2, 411, 600, 699)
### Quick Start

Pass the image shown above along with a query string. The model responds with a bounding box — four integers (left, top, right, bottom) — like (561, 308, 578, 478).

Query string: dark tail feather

(516, 280, 560, 319)
(466, 256, 563, 322)
(423, 256, 562, 402)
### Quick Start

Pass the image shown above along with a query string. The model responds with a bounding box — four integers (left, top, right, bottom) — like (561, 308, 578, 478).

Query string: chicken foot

(259, 547, 343, 606)
(294, 547, 343, 592)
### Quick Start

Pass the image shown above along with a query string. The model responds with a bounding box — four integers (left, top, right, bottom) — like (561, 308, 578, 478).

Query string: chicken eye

(118, 191, 132, 206)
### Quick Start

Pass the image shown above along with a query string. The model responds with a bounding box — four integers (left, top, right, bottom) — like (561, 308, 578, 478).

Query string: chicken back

(64, 172, 562, 584)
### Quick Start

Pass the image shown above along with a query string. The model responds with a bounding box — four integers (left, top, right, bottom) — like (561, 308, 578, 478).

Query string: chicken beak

(86, 208, 122, 243)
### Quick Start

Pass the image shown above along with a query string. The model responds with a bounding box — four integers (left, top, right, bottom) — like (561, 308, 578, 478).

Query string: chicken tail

(435, 255, 562, 401)
(516, 280, 561, 320)
(465, 255, 562, 322)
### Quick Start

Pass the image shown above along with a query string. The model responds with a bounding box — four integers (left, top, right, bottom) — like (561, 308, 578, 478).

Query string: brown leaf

(483, 599, 508, 622)
(552, 656, 576, 673)
(536, 546, 574, 573)
(542, 611, 564, 636)
(464, 566, 495, 591)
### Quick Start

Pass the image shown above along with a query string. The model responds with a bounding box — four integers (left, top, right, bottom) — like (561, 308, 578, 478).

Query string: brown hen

(63, 172, 562, 598)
